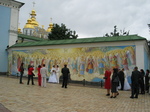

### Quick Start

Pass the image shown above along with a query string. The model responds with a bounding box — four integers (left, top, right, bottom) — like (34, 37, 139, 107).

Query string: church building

(1, 0, 150, 83)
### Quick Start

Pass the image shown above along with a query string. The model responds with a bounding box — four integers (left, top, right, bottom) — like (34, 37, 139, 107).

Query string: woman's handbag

(113, 76, 119, 82)
(103, 77, 107, 79)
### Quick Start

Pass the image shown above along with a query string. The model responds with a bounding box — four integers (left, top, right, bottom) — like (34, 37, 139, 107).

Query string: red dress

(37, 67, 42, 86)
(104, 70, 111, 89)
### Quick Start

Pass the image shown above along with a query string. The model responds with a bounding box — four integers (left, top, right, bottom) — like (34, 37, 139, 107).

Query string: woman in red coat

(37, 65, 42, 86)
(104, 67, 112, 96)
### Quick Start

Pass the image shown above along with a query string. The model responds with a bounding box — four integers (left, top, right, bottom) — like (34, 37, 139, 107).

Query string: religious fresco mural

(8, 45, 136, 83)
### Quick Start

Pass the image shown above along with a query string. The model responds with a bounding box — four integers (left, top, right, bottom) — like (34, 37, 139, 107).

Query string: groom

(130, 67, 140, 98)
(118, 68, 125, 90)
(40, 64, 47, 87)
(61, 64, 70, 88)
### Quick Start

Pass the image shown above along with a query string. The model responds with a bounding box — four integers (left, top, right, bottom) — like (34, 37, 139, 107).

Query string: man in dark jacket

(61, 64, 70, 88)
(19, 63, 24, 84)
(118, 68, 125, 90)
(130, 67, 140, 98)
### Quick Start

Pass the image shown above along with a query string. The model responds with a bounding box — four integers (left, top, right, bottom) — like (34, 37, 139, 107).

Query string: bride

(123, 70, 131, 90)
(48, 65, 58, 83)
(55, 65, 60, 83)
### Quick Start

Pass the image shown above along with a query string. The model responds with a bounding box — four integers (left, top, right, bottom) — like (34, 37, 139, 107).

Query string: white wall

(9, 7, 19, 46)
(135, 41, 144, 70)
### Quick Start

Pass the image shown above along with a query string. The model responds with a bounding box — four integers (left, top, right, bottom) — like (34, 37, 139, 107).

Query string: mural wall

(8, 45, 136, 82)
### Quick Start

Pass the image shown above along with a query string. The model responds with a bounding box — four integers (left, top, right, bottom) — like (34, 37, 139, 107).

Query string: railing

(59, 76, 104, 88)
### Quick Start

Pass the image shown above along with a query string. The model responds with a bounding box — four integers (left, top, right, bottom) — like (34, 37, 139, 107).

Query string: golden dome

(24, 18, 34, 29)
(30, 10, 36, 16)
(18, 28, 22, 34)
(47, 23, 53, 32)
(31, 18, 39, 27)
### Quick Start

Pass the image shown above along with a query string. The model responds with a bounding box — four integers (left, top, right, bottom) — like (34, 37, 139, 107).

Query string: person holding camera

(19, 62, 24, 84)
(27, 64, 34, 85)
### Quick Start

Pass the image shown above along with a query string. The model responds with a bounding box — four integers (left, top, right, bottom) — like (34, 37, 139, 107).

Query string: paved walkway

(0, 76, 150, 112)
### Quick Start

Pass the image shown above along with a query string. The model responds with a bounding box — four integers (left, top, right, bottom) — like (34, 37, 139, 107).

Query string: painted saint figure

(79, 56, 86, 75)
(86, 56, 94, 74)
(98, 56, 105, 75)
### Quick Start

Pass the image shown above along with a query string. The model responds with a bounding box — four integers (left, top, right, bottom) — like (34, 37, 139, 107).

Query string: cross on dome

(32, 2, 35, 8)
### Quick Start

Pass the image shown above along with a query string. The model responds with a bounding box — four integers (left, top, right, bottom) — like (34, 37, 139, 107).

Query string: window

(30, 30, 32, 35)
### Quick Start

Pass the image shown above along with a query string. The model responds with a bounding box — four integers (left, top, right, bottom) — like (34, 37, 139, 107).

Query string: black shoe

(106, 94, 110, 96)
(130, 96, 134, 99)
(65, 87, 67, 88)
(110, 96, 113, 98)
(20, 82, 24, 84)
(113, 96, 116, 98)
(134, 96, 138, 98)
(62, 86, 64, 88)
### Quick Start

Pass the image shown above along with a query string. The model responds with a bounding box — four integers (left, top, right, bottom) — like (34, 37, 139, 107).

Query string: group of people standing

(104, 67, 150, 99)
(104, 68, 130, 98)
(19, 63, 70, 88)
(37, 64, 60, 87)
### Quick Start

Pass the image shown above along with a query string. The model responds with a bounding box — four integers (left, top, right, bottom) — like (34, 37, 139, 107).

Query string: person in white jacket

(40, 64, 47, 87)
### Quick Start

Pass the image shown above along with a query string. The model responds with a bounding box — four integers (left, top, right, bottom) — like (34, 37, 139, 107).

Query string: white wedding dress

(55, 68, 60, 83)
(123, 71, 131, 90)
(118, 70, 131, 90)
(48, 67, 58, 83)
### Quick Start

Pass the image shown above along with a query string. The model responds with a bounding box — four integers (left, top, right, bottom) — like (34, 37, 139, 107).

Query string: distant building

(19, 8, 53, 40)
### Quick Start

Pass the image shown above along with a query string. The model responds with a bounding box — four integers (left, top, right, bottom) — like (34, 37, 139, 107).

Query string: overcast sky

(18, 0, 150, 40)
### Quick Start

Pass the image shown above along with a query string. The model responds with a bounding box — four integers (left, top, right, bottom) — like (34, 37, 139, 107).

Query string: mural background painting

(9, 45, 136, 83)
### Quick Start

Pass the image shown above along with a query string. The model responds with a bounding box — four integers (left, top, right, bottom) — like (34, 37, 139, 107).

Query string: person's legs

(38, 76, 40, 86)
(107, 89, 110, 95)
(44, 77, 46, 87)
(130, 84, 135, 98)
(39, 76, 41, 86)
(20, 72, 23, 83)
(135, 85, 139, 98)
(31, 75, 34, 85)
(41, 77, 44, 87)
(57, 75, 59, 83)
(62, 77, 65, 87)
(141, 80, 145, 94)
(121, 80, 124, 90)
(27, 75, 30, 85)
(64, 77, 68, 88)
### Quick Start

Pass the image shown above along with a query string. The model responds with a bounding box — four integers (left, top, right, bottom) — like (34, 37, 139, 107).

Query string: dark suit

(139, 72, 145, 94)
(61, 67, 70, 88)
(131, 70, 140, 98)
(118, 70, 125, 90)
(19, 65, 24, 83)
